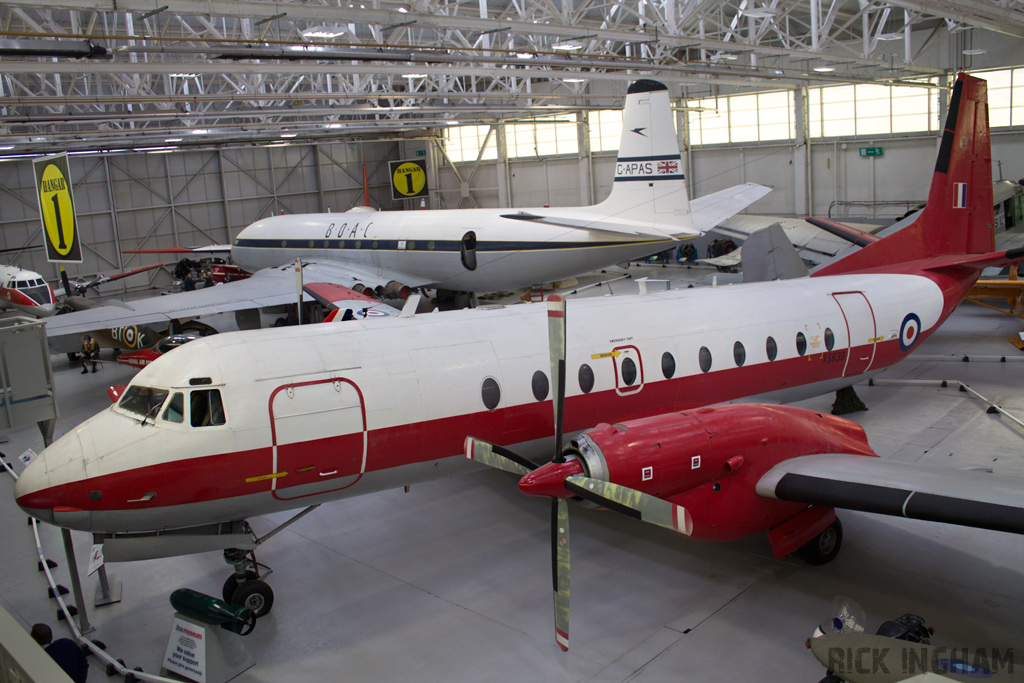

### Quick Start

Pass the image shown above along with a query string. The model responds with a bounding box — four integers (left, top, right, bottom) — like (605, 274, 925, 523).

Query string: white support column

(577, 111, 592, 206)
(793, 87, 810, 216)
(496, 124, 510, 208)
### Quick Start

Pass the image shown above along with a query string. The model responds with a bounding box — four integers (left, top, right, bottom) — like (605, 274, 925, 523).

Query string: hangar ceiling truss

(0, 0, 1021, 152)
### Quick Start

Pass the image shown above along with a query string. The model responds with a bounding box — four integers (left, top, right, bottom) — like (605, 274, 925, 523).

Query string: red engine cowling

(559, 404, 877, 544)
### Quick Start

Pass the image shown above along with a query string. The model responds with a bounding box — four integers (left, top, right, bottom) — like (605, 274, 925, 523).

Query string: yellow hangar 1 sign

(389, 159, 428, 201)
(33, 153, 83, 263)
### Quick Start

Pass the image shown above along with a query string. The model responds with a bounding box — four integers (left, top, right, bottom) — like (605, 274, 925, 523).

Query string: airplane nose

(15, 430, 88, 527)
(14, 449, 54, 524)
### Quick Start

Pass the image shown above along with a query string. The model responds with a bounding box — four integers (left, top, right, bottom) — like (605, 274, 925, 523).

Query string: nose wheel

(223, 548, 274, 618)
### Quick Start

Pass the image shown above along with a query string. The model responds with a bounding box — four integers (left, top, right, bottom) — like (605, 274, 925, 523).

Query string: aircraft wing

(44, 259, 425, 342)
(756, 454, 1024, 535)
(303, 282, 398, 319)
(126, 245, 232, 255)
(499, 212, 677, 239)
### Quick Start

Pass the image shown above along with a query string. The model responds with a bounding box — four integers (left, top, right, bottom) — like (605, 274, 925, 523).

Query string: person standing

(30, 623, 88, 683)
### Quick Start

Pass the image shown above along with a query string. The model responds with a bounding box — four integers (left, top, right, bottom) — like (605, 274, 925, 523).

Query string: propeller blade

(563, 474, 694, 536)
(552, 498, 570, 652)
(464, 437, 536, 475)
(59, 267, 73, 298)
(547, 294, 566, 460)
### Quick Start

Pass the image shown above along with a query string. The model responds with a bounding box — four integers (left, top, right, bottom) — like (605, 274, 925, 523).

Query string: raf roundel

(899, 312, 922, 351)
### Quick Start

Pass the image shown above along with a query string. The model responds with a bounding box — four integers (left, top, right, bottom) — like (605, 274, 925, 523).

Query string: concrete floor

(1, 281, 1022, 682)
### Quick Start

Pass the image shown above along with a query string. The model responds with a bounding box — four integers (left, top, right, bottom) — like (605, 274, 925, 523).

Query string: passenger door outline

(832, 291, 877, 377)
(269, 377, 367, 501)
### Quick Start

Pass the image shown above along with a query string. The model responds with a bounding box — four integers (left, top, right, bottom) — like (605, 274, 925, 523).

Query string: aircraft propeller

(465, 294, 692, 652)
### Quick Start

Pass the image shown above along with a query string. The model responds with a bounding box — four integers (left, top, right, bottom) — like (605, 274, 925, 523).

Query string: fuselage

(230, 209, 678, 292)
(16, 267, 967, 534)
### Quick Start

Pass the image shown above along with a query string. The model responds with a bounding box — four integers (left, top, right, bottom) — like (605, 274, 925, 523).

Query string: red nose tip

(518, 459, 584, 498)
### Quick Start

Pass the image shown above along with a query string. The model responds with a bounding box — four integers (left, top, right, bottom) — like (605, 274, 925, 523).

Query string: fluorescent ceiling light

(877, 33, 903, 40)
(719, 53, 739, 60)
(743, 7, 779, 18)
(302, 26, 347, 39)
(403, 73, 427, 78)
(398, 6, 408, 12)
(165, 138, 183, 142)
(0, 145, 13, 151)
(962, 48, 986, 55)
(563, 78, 586, 83)
(813, 66, 835, 72)
(280, 133, 298, 138)
(552, 42, 582, 51)
(324, 123, 343, 129)
(516, 52, 534, 59)
(170, 73, 198, 78)
(191, 129, 210, 135)
(138, 146, 176, 153)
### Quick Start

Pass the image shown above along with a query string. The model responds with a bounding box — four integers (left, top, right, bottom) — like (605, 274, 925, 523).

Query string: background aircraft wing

(126, 245, 232, 255)
(499, 212, 677, 239)
(45, 259, 426, 342)
(756, 454, 1024, 535)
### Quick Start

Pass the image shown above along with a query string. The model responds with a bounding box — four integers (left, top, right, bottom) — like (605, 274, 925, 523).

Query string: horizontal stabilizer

(689, 183, 772, 235)
(757, 454, 1024, 535)
(804, 217, 881, 247)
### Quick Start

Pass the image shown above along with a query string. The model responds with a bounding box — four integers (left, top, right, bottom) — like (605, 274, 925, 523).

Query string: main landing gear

(222, 548, 274, 618)
(796, 519, 843, 566)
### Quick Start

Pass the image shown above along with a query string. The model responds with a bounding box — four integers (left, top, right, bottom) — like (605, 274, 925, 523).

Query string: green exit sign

(859, 147, 884, 157)
(416, 149, 426, 157)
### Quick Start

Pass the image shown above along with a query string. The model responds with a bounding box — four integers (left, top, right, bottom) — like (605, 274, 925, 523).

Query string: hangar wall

(431, 129, 1022, 220)
(0, 140, 401, 293)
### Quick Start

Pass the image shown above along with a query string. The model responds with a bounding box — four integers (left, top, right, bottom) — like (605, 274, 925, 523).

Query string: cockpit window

(118, 385, 169, 418)
(191, 389, 226, 427)
(17, 283, 51, 305)
(162, 392, 184, 423)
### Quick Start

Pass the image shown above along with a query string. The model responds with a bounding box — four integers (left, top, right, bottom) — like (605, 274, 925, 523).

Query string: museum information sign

(163, 617, 208, 682)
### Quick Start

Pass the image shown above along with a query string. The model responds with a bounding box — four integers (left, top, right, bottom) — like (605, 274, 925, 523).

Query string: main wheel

(222, 570, 259, 603)
(797, 519, 843, 566)
(231, 579, 274, 618)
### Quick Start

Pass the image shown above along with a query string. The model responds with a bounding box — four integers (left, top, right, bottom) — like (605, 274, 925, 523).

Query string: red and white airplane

(42, 79, 769, 343)
(15, 74, 1024, 633)
(0, 265, 57, 316)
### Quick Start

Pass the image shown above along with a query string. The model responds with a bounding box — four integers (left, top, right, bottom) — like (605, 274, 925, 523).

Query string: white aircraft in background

(0, 264, 56, 316)
(0, 262, 166, 319)
(42, 79, 770, 343)
(15, 76, 1024, 646)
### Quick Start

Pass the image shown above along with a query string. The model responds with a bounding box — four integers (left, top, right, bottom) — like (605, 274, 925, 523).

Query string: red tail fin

(814, 73, 993, 277)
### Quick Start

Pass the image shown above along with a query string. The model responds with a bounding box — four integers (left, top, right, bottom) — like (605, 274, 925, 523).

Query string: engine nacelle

(565, 404, 877, 542)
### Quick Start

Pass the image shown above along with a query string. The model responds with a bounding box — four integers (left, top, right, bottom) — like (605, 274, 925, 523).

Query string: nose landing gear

(223, 548, 274, 618)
